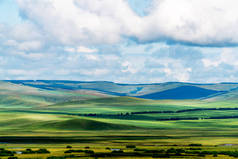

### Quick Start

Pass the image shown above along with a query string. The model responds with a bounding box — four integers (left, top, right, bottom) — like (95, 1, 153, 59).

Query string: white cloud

(85, 54, 99, 61)
(202, 59, 220, 67)
(54, 69, 70, 75)
(163, 68, 172, 76)
(138, 0, 238, 46)
(163, 61, 191, 82)
(0, 56, 6, 65)
(17, 52, 46, 60)
(102, 54, 120, 62)
(7, 69, 40, 76)
(10, 22, 42, 41)
(4, 40, 18, 46)
(65, 46, 98, 53)
(17, 41, 42, 51)
(16, 0, 141, 45)
(122, 61, 137, 73)
(202, 48, 238, 68)
(16, 0, 238, 46)
(121, 59, 144, 74)
(64, 47, 75, 53)
(4, 39, 42, 51)
(3, 0, 238, 83)
(80, 68, 109, 76)
(77, 46, 97, 53)
(220, 48, 238, 66)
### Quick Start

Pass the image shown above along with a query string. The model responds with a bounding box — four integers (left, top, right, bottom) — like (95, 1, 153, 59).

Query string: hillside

(0, 113, 138, 133)
(6, 80, 238, 100)
(0, 81, 112, 108)
(2, 80, 238, 136)
(138, 86, 225, 99)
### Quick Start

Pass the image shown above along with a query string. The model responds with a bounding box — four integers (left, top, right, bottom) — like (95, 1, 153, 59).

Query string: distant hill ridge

(4, 80, 238, 100)
(138, 86, 226, 100)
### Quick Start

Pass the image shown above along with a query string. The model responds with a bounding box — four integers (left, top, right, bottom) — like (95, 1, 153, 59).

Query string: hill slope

(138, 86, 225, 100)
(0, 113, 138, 132)
(41, 118, 138, 130)
(0, 81, 112, 108)
(7, 80, 238, 100)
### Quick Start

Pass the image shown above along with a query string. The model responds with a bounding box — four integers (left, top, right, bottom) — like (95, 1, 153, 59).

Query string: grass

(2, 95, 238, 135)
(44, 97, 199, 114)
(3, 111, 238, 145)
(3, 81, 238, 158)
(0, 81, 112, 109)
(2, 138, 238, 158)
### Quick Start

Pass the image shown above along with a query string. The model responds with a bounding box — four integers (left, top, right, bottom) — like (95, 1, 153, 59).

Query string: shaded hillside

(46, 96, 194, 115)
(5, 80, 238, 100)
(138, 86, 225, 100)
(0, 113, 138, 132)
(41, 118, 138, 130)
(51, 96, 148, 106)
(205, 88, 238, 101)
(0, 81, 112, 108)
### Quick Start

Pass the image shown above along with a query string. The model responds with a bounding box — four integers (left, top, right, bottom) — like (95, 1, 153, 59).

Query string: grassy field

(2, 81, 238, 158)
(2, 134, 238, 158)
(2, 97, 238, 145)
(2, 142, 238, 159)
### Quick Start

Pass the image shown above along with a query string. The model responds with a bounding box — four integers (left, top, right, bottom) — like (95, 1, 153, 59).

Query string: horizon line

(2, 80, 238, 85)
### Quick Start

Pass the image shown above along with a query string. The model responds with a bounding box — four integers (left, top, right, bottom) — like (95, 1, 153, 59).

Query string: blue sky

(127, 0, 152, 16)
(1, 0, 238, 83)
(0, 0, 21, 25)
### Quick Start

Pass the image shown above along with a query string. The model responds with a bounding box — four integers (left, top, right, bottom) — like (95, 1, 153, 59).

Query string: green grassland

(2, 96, 238, 145)
(2, 81, 238, 158)
(2, 142, 238, 159)
(0, 81, 112, 108)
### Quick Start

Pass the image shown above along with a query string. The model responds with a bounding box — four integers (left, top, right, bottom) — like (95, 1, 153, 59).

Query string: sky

(1, 0, 238, 83)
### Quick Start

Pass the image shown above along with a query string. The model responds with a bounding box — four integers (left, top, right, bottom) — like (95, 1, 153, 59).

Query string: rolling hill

(138, 86, 226, 99)
(6, 80, 238, 100)
(0, 81, 112, 108)
(0, 113, 138, 133)
(2, 80, 238, 135)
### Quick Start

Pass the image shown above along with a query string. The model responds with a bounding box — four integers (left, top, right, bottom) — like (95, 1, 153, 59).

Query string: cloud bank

(16, 0, 238, 46)
(1, 0, 238, 83)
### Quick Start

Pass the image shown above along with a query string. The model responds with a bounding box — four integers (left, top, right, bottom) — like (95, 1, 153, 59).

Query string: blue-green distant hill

(5, 80, 238, 100)
(138, 86, 225, 99)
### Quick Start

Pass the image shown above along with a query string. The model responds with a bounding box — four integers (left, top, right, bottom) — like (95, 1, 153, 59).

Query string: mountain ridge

(3, 80, 238, 100)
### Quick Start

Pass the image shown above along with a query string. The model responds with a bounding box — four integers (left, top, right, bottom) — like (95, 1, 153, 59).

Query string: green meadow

(2, 81, 238, 158)
(2, 95, 238, 145)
